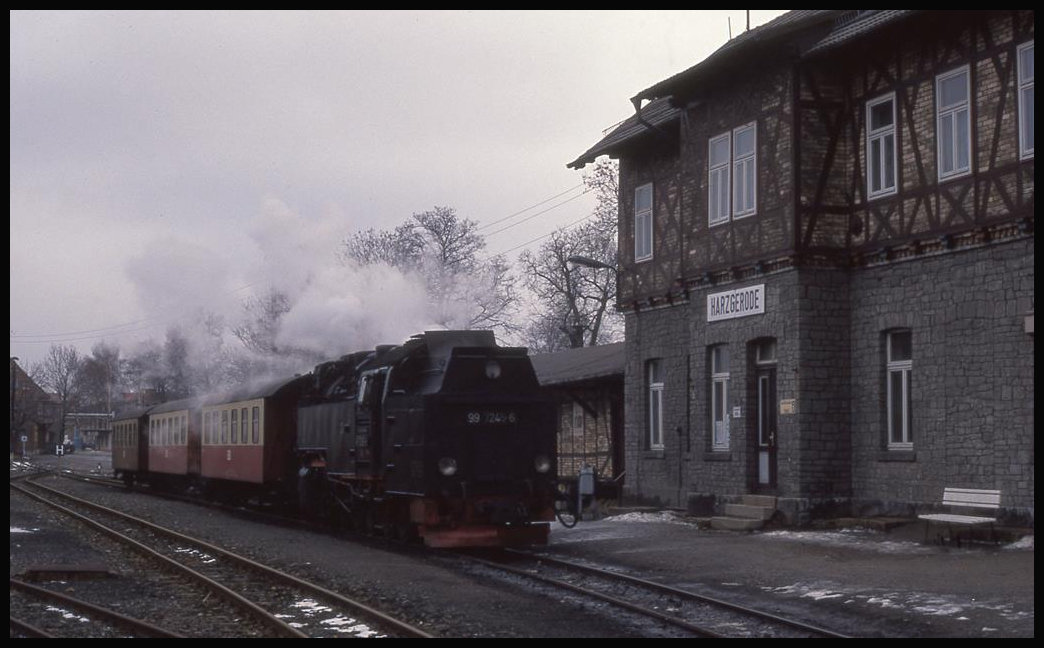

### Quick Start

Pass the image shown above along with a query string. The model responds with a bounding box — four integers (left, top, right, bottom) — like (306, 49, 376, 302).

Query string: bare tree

(123, 341, 167, 405)
(232, 289, 292, 356)
(164, 328, 192, 399)
(38, 344, 82, 446)
(76, 342, 121, 413)
(342, 206, 520, 336)
(520, 159, 621, 351)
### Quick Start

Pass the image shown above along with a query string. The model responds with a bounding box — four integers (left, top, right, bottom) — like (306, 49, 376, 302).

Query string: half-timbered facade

(569, 10, 1033, 526)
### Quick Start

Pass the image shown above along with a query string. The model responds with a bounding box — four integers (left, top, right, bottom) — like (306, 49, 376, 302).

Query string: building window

(936, 66, 971, 180)
(647, 359, 664, 449)
(710, 345, 730, 450)
(1018, 41, 1034, 159)
(732, 123, 757, 217)
(866, 93, 897, 198)
(886, 330, 913, 449)
(571, 401, 584, 431)
(708, 132, 731, 226)
(634, 183, 653, 262)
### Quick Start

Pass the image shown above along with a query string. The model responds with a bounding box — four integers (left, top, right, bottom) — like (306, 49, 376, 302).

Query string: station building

(569, 10, 1034, 526)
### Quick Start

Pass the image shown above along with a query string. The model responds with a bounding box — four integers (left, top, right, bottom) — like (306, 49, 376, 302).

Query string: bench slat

(940, 488, 1000, 509)
(918, 513, 994, 525)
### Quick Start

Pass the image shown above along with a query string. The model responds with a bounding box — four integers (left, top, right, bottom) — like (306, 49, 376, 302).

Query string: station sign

(707, 284, 765, 322)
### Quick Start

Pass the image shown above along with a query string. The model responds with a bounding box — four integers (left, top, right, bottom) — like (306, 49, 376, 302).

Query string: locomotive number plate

(465, 410, 517, 425)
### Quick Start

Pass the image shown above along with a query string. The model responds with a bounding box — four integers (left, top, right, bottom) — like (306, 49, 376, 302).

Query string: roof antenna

(747, 10, 751, 32)
(728, 16, 732, 40)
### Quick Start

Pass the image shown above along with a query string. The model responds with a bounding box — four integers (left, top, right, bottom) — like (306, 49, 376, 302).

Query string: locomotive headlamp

(438, 457, 458, 476)
(484, 360, 502, 380)
(534, 455, 551, 474)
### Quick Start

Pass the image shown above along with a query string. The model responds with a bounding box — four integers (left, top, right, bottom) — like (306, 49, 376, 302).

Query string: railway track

(11, 476, 433, 638)
(10, 578, 184, 638)
(456, 548, 852, 638)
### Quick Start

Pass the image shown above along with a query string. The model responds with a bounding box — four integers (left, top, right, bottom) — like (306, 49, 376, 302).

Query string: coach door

(754, 339, 777, 491)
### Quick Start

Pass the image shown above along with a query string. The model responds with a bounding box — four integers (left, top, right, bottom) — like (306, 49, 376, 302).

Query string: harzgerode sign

(707, 284, 765, 322)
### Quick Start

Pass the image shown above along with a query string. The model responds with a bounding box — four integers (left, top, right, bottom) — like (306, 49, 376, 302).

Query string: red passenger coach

(200, 376, 305, 490)
(111, 406, 152, 485)
(146, 398, 202, 481)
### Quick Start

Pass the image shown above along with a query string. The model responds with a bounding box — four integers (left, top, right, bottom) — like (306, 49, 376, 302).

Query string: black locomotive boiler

(295, 330, 558, 547)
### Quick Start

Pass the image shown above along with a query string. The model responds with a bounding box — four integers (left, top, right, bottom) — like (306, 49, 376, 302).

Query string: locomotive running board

(421, 523, 550, 548)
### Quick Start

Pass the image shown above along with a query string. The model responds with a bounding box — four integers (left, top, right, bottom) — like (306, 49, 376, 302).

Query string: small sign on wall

(732, 406, 742, 418)
(779, 399, 796, 415)
(707, 284, 765, 322)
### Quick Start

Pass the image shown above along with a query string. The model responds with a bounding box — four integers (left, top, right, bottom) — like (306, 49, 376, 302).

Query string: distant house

(10, 358, 61, 456)
(64, 412, 114, 450)
(530, 343, 625, 496)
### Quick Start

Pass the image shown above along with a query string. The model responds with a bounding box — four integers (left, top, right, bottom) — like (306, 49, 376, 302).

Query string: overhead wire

(11, 181, 600, 347)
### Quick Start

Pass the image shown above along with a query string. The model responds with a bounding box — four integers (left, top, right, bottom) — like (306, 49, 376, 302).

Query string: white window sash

(708, 133, 730, 226)
(937, 67, 971, 180)
(711, 376, 729, 450)
(1018, 41, 1034, 159)
(732, 124, 757, 217)
(635, 183, 653, 261)
(649, 383, 664, 449)
(866, 94, 897, 198)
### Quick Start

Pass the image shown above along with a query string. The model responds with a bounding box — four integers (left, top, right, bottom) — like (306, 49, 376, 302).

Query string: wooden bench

(918, 487, 1001, 546)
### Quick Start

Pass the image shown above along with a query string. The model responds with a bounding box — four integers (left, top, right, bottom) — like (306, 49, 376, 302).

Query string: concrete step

(710, 516, 764, 531)
(741, 494, 777, 508)
(724, 503, 776, 520)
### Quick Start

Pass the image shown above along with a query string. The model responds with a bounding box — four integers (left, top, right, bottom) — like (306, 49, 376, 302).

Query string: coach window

(710, 345, 730, 451)
(635, 183, 653, 262)
(252, 407, 260, 444)
(1018, 41, 1034, 159)
(646, 359, 664, 450)
(240, 407, 248, 444)
(221, 410, 229, 444)
(937, 66, 971, 181)
(886, 330, 913, 449)
(230, 409, 238, 444)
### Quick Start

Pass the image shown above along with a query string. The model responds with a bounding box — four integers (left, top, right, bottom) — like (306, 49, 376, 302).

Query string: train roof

(202, 373, 306, 406)
(149, 396, 205, 414)
(112, 405, 154, 421)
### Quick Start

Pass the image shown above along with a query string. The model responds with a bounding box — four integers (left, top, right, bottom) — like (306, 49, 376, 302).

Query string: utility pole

(10, 357, 18, 460)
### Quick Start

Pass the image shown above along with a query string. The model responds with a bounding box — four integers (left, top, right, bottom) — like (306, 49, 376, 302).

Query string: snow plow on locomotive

(296, 330, 559, 548)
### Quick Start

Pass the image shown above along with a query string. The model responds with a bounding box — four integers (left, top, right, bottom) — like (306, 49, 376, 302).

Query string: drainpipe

(630, 97, 672, 142)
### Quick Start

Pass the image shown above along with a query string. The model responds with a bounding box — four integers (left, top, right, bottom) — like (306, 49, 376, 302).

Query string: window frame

(732, 122, 757, 218)
(647, 359, 664, 450)
(936, 65, 972, 181)
(710, 345, 730, 451)
(1018, 40, 1034, 159)
(866, 92, 898, 199)
(886, 330, 913, 450)
(708, 132, 731, 227)
(634, 183, 654, 262)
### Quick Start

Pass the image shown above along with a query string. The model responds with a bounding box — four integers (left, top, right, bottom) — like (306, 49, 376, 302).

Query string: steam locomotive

(112, 330, 559, 547)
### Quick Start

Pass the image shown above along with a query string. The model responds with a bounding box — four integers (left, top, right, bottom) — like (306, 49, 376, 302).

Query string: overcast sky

(10, 9, 788, 368)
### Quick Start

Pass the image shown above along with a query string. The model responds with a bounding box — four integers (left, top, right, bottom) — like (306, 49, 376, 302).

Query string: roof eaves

(567, 97, 680, 169)
(633, 10, 841, 103)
